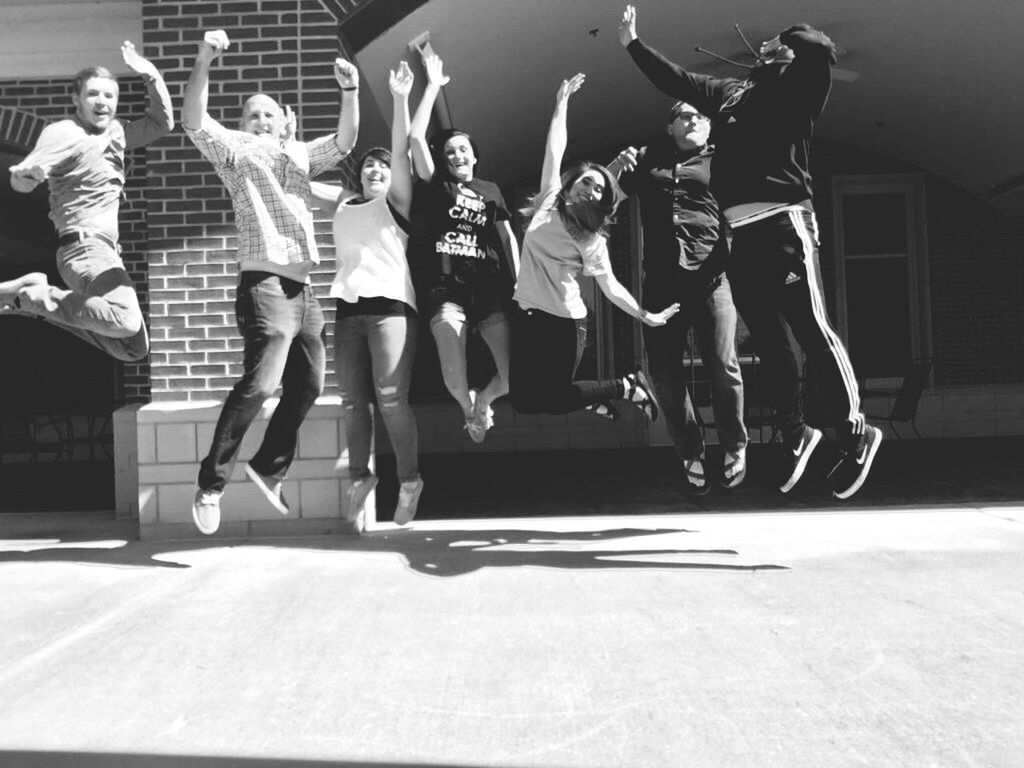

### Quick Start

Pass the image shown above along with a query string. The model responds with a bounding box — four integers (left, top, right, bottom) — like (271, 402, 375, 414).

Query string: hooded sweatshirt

(627, 25, 837, 213)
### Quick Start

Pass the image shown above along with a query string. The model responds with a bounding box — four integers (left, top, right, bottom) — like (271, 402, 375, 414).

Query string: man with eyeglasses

(618, 4, 882, 500)
(609, 101, 747, 494)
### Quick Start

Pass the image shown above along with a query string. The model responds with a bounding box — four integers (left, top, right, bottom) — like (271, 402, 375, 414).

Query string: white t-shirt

(513, 188, 611, 319)
(329, 195, 415, 311)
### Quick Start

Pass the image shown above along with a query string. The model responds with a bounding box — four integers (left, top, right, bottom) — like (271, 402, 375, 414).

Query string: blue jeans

(334, 310, 419, 482)
(643, 275, 747, 460)
(198, 272, 326, 492)
(18, 239, 148, 361)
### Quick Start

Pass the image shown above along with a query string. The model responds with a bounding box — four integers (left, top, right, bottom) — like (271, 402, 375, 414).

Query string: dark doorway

(1, 147, 118, 512)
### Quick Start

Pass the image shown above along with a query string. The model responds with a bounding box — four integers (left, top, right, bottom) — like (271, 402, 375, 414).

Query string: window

(831, 175, 932, 381)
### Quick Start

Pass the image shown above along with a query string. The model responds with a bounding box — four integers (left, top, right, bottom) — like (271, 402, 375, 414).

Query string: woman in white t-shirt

(510, 74, 680, 418)
(314, 62, 423, 526)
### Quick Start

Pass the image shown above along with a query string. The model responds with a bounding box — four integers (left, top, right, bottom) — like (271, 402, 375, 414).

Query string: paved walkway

(2, 458, 1023, 767)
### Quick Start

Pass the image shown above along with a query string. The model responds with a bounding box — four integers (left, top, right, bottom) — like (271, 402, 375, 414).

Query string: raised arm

(333, 58, 360, 155)
(618, 5, 719, 117)
(540, 73, 585, 193)
(182, 30, 229, 131)
(408, 52, 449, 182)
(386, 61, 414, 218)
(776, 24, 837, 120)
(120, 40, 174, 149)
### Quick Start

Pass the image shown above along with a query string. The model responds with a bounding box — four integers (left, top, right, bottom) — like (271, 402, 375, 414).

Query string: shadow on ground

(0, 753, 511, 768)
(373, 436, 1024, 520)
(0, 519, 788, 576)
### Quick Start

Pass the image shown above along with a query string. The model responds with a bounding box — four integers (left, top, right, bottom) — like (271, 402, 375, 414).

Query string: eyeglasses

(671, 110, 706, 122)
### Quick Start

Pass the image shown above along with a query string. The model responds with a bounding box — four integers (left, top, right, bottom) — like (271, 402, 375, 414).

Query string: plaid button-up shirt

(187, 117, 346, 278)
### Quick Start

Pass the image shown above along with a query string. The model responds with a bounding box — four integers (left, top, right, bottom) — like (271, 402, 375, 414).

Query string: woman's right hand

(556, 73, 585, 104)
(389, 60, 414, 96)
(642, 303, 681, 326)
(423, 52, 450, 87)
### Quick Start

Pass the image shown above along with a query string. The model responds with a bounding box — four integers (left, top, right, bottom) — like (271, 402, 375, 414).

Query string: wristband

(341, 85, 358, 91)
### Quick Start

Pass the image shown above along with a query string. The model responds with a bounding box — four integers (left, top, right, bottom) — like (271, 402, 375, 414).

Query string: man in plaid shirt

(183, 30, 359, 535)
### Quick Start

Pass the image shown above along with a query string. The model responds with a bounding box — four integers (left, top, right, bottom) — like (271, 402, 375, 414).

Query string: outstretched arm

(408, 52, 449, 182)
(618, 5, 719, 116)
(387, 61, 415, 218)
(121, 40, 174, 149)
(595, 272, 680, 326)
(9, 122, 86, 193)
(540, 73, 585, 193)
(333, 58, 360, 155)
(182, 30, 229, 131)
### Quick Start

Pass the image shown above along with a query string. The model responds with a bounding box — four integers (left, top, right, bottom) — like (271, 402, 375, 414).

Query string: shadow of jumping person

(0, 525, 788, 576)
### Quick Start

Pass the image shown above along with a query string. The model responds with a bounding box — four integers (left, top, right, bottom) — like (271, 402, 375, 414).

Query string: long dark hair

(428, 129, 480, 182)
(522, 160, 621, 240)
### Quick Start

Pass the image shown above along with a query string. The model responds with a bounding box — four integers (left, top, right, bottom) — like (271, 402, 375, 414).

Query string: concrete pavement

(2, 503, 1022, 767)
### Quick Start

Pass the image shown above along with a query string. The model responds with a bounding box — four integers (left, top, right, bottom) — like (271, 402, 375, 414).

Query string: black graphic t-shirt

(413, 177, 511, 283)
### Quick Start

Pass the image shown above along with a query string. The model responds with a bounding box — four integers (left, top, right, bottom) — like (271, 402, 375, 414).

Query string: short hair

(668, 101, 708, 123)
(238, 93, 282, 130)
(73, 67, 118, 96)
(358, 146, 391, 170)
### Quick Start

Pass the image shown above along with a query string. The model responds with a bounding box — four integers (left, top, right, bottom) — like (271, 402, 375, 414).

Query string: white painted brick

(138, 424, 157, 464)
(298, 417, 338, 458)
(196, 422, 215, 457)
(140, 462, 198, 484)
(286, 457, 341, 479)
(221, 484, 291, 522)
(156, 483, 196, 524)
(138, 484, 159, 525)
(298, 478, 340, 518)
(156, 423, 197, 463)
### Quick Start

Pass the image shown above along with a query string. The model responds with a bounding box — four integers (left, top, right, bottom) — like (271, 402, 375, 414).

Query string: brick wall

(140, 0, 361, 402)
(0, 79, 153, 403)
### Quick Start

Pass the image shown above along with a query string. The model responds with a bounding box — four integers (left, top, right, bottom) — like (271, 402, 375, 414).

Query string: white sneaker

(245, 464, 290, 515)
(192, 487, 223, 535)
(344, 474, 378, 524)
(394, 477, 424, 526)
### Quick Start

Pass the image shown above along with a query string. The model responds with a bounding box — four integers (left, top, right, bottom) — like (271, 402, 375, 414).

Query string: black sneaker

(831, 425, 883, 499)
(778, 425, 823, 493)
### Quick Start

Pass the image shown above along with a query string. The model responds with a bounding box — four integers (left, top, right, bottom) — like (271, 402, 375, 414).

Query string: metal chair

(863, 357, 933, 438)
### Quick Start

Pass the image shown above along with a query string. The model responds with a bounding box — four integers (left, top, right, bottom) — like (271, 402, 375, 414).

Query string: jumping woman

(408, 53, 520, 444)
(314, 62, 423, 526)
(510, 73, 679, 420)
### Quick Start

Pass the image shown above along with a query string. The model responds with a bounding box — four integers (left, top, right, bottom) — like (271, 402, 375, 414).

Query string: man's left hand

(121, 41, 160, 80)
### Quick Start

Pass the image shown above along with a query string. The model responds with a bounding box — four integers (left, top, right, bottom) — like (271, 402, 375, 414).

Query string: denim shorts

(428, 271, 510, 330)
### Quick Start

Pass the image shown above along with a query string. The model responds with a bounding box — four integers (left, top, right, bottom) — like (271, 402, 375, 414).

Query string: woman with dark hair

(510, 73, 680, 418)
(408, 53, 520, 443)
(313, 62, 423, 526)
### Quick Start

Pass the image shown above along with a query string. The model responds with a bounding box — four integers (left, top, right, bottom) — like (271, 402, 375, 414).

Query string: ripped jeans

(334, 311, 419, 482)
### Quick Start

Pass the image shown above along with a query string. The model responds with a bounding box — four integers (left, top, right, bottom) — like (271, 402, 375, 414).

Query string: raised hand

(280, 104, 297, 141)
(642, 302, 682, 326)
(121, 41, 159, 80)
(199, 30, 230, 61)
(334, 58, 359, 89)
(614, 145, 640, 174)
(556, 73, 585, 104)
(618, 5, 638, 47)
(9, 163, 46, 182)
(389, 60, 414, 96)
(423, 53, 450, 87)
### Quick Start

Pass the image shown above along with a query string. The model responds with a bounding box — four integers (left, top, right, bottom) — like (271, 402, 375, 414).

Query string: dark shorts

(427, 271, 510, 330)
